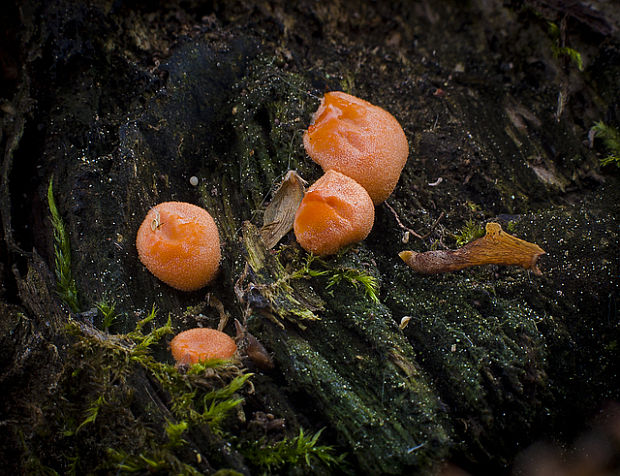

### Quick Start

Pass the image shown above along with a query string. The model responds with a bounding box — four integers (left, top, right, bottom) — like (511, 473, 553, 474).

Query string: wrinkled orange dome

(136, 201, 221, 291)
(303, 91, 409, 204)
(293, 170, 374, 255)
(170, 328, 237, 365)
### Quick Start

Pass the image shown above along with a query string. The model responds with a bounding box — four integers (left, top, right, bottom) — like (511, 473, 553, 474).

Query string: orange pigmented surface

(136, 201, 221, 291)
(293, 170, 374, 255)
(170, 328, 237, 364)
(303, 91, 409, 204)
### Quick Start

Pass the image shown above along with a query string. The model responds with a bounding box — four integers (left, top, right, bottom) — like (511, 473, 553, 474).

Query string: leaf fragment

(260, 170, 306, 249)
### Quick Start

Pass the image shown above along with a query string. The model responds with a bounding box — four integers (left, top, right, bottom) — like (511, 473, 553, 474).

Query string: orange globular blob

(303, 91, 409, 204)
(136, 201, 221, 291)
(293, 170, 374, 255)
(170, 328, 237, 365)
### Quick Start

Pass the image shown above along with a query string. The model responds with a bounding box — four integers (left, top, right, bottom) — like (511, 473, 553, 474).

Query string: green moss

(96, 298, 117, 331)
(164, 420, 189, 447)
(339, 73, 355, 94)
(465, 200, 481, 212)
(35, 306, 253, 474)
(47, 177, 79, 312)
(290, 252, 380, 304)
(106, 446, 204, 475)
(241, 427, 346, 473)
(548, 21, 584, 71)
(194, 373, 252, 435)
(592, 121, 620, 167)
(74, 394, 106, 434)
(453, 219, 485, 246)
(289, 253, 330, 280)
(326, 268, 379, 304)
(23, 448, 62, 476)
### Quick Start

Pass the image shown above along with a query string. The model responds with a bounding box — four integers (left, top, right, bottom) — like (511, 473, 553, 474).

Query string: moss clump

(240, 427, 346, 474)
(453, 219, 485, 247)
(290, 252, 380, 304)
(326, 268, 380, 304)
(548, 21, 584, 71)
(27, 307, 252, 474)
(47, 178, 79, 312)
(95, 298, 117, 331)
(592, 121, 620, 168)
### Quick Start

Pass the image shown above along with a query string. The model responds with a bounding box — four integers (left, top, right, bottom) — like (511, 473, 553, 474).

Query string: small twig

(384, 201, 444, 240)
(207, 294, 229, 331)
(407, 442, 427, 454)
(424, 212, 445, 239)
(233, 263, 250, 304)
(384, 201, 423, 239)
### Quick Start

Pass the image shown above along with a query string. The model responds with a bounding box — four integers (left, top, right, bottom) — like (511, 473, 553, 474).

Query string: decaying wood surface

(1, 1, 618, 474)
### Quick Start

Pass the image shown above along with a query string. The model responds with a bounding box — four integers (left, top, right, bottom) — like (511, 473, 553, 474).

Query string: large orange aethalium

(136, 201, 221, 291)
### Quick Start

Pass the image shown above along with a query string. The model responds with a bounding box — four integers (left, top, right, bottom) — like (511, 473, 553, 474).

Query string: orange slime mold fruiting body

(293, 170, 374, 256)
(170, 328, 237, 365)
(136, 201, 221, 291)
(303, 91, 409, 204)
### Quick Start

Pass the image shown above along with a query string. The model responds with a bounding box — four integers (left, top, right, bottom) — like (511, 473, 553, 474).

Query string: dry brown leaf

(260, 170, 306, 249)
(399, 222, 546, 275)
